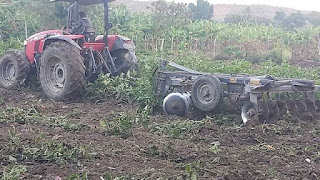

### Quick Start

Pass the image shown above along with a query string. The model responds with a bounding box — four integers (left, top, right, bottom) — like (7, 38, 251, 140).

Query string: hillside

(212, 4, 310, 22)
(113, 0, 313, 22)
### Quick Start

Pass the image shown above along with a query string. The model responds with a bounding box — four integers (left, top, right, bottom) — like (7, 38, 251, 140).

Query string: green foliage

(0, 106, 88, 131)
(87, 53, 159, 113)
(189, 0, 213, 21)
(101, 113, 134, 138)
(66, 172, 89, 180)
(185, 163, 198, 180)
(3, 128, 96, 164)
(208, 141, 220, 155)
(0, 165, 27, 180)
(150, 120, 203, 139)
(0, 37, 23, 54)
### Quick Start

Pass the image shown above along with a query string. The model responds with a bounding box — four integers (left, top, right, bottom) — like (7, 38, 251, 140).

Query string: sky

(149, 0, 320, 12)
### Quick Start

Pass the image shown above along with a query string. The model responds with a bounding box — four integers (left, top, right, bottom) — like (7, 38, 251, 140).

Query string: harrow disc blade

(315, 100, 320, 111)
(295, 100, 314, 122)
(303, 99, 317, 113)
(241, 101, 259, 126)
(276, 100, 288, 118)
(284, 100, 299, 122)
(266, 101, 280, 124)
(258, 100, 270, 124)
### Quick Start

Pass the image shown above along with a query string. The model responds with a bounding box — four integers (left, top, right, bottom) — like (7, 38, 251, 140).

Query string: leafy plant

(150, 120, 203, 139)
(66, 172, 89, 180)
(3, 129, 96, 164)
(0, 106, 88, 131)
(1, 165, 27, 180)
(101, 113, 134, 138)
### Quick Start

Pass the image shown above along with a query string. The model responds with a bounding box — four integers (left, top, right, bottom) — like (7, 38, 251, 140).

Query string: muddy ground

(0, 88, 319, 180)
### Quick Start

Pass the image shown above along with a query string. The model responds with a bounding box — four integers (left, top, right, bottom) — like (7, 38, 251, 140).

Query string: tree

(274, 11, 287, 21)
(189, 0, 213, 21)
(283, 12, 306, 31)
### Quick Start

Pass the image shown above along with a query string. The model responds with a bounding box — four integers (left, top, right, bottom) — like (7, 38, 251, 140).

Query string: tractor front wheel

(0, 50, 30, 89)
(40, 41, 85, 100)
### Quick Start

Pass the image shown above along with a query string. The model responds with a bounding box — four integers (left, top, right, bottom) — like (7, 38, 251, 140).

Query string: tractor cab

(65, 2, 96, 42)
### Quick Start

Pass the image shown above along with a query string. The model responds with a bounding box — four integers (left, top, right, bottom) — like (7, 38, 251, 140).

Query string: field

(0, 79, 320, 179)
(1, 1, 320, 179)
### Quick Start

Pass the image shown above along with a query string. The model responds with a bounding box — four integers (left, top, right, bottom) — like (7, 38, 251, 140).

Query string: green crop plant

(0, 165, 27, 180)
(3, 129, 96, 164)
(101, 113, 134, 139)
(0, 106, 88, 131)
(150, 120, 203, 139)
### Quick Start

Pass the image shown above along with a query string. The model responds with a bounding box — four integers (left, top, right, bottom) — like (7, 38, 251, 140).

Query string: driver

(70, 11, 91, 35)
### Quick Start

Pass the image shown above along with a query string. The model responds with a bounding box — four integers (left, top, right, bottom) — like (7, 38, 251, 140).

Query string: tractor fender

(111, 36, 136, 52)
(43, 36, 81, 51)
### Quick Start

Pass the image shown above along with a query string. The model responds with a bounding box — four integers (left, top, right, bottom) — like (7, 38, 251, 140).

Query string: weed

(208, 141, 220, 155)
(150, 120, 203, 139)
(3, 129, 96, 165)
(185, 163, 198, 180)
(67, 110, 83, 119)
(0, 165, 27, 180)
(66, 172, 89, 180)
(101, 113, 134, 138)
(0, 97, 4, 106)
(0, 106, 88, 131)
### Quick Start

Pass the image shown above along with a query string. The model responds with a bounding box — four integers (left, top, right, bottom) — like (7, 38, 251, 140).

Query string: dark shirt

(70, 18, 91, 35)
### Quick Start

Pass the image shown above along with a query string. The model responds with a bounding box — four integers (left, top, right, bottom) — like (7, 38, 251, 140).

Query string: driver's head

(79, 11, 87, 19)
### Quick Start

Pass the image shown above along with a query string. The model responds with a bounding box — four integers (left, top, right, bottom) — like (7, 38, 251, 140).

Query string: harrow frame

(155, 60, 320, 124)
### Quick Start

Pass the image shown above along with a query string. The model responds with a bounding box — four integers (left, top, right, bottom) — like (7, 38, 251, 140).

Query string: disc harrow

(154, 60, 320, 125)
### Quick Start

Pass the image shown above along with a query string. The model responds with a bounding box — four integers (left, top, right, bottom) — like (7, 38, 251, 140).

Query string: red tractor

(0, 0, 138, 100)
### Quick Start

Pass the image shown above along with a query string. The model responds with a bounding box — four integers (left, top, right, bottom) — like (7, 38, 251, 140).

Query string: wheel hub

(44, 57, 66, 93)
(1, 60, 15, 83)
(198, 84, 215, 104)
(53, 64, 65, 87)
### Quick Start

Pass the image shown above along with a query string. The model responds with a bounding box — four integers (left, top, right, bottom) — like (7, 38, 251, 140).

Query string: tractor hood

(50, 0, 115, 5)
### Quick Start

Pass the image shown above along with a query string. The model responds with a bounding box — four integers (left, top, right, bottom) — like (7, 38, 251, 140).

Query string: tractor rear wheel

(111, 49, 138, 75)
(40, 41, 85, 100)
(0, 50, 30, 89)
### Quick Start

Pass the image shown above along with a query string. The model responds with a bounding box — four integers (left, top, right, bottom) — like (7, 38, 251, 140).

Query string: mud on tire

(111, 49, 138, 75)
(191, 74, 224, 112)
(0, 50, 31, 89)
(40, 41, 85, 100)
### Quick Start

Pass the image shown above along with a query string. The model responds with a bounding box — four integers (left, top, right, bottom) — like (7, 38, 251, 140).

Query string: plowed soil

(0, 88, 320, 180)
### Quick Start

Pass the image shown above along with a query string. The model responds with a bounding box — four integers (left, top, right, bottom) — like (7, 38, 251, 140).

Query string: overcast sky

(148, 0, 320, 12)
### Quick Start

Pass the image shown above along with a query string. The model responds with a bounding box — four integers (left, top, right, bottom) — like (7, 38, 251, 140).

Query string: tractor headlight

(23, 40, 28, 46)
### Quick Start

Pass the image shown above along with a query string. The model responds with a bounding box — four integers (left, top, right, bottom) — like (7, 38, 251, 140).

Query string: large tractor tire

(0, 50, 30, 89)
(40, 41, 86, 100)
(111, 49, 138, 75)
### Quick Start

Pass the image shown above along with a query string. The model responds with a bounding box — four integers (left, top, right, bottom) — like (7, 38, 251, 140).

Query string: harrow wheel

(0, 50, 30, 89)
(191, 74, 223, 112)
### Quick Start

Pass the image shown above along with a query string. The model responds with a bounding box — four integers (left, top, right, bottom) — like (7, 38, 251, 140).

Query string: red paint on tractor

(25, 30, 121, 64)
